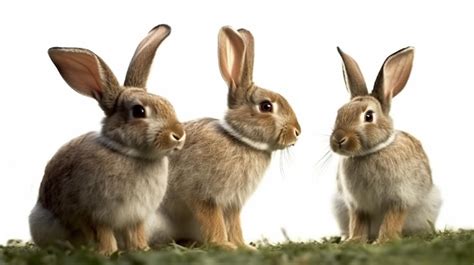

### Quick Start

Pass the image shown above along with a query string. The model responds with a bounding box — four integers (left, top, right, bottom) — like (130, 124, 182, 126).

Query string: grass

(1, 230, 474, 265)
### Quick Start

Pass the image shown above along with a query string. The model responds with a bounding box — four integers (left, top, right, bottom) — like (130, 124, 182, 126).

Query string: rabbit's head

(218, 27, 300, 152)
(330, 47, 414, 157)
(49, 25, 185, 159)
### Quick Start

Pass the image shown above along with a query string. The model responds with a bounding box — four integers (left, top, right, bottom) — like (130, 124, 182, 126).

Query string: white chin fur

(29, 202, 68, 247)
(356, 131, 398, 157)
(219, 120, 270, 152)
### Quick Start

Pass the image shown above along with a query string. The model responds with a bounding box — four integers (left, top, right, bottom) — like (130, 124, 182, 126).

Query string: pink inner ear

(388, 57, 408, 97)
(51, 51, 103, 100)
(218, 27, 245, 87)
(382, 48, 414, 99)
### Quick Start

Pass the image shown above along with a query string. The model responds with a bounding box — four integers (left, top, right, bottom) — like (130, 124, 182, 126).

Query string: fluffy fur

(331, 47, 442, 243)
(29, 25, 185, 255)
(147, 27, 300, 249)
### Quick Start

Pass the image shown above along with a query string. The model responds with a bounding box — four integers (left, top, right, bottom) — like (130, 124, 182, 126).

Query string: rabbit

(330, 47, 442, 243)
(28, 24, 185, 255)
(146, 26, 301, 250)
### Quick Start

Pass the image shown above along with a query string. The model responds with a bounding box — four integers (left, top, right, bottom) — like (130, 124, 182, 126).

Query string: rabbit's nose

(172, 134, 186, 151)
(330, 129, 349, 151)
(169, 123, 186, 150)
(338, 137, 348, 147)
(293, 128, 300, 137)
(171, 132, 184, 142)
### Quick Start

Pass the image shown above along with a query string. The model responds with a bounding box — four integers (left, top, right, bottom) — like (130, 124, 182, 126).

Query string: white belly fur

(96, 159, 169, 229)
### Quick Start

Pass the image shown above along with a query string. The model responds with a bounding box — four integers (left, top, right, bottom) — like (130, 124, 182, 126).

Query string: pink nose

(171, 132, 184, 142)
(169, 123, 186, 150)
(294, 128, 300, 137)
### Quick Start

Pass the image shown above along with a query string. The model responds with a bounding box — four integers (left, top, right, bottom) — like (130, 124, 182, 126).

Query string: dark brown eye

(364, 110, 374, 123)
(259, 100, 273, 113)
(131, 105, 146, 118)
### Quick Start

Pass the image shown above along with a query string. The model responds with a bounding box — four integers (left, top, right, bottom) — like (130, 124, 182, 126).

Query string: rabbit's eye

(364, 110, 374, 123)
(131, 105, 146, 118)
(259, 100, 273, 113)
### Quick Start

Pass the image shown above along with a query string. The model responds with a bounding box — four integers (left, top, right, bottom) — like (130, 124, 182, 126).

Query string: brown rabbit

(146, 26, 301, 250)
(28, 25, 185, 255)
(331, 47, 442, 243)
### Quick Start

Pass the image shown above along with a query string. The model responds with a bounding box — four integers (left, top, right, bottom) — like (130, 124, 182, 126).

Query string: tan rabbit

(146, 26, 301, 250)
(28, 25, 185, 255)
(331, 47, 442, 243)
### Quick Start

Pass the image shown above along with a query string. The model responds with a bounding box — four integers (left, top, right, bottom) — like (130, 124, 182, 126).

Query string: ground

(1, 230, 473, 265)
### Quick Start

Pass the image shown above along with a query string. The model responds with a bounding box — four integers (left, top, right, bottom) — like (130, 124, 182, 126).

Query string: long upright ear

(48, 47, 121, 115)
(372, 47, 414, 113)
(337, 47, 368, 98)
(124, 24, 171, 88)
(237, 28, 254, 87)
(218, 26, 247, 107)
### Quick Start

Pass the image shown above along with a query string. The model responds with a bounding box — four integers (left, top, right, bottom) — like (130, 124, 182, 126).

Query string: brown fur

(29, 25, 184, 255)
(348, 210, 370, 243)
(190, 200, 236, 250)
(224, 206, 246, 247)
(119, 222, 149, 251)
(96, 225, 117, 256)
(331, 47, 441, 243)
(147, 27, 300, 249)
(377, 208, 407, 243)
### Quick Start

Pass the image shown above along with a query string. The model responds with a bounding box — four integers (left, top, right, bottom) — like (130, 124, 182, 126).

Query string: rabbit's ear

(49, 47, 121, 115)
(237, 28, 254, 86)
(124, 24, 171, 88)
(372, 47, 414, 113)
(337, 47, 368, 98)
(218, 26, 249, 106)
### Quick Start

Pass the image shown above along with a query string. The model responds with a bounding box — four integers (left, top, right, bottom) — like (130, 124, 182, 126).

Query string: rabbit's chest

(97, 159, 168, 228)
(338, 158, 395, 211)
(219, 168, 264, 207)
(212, 155, 270, 208)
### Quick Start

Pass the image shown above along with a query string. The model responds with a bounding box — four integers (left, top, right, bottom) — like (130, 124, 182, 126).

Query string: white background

(0, 0, 473, 245)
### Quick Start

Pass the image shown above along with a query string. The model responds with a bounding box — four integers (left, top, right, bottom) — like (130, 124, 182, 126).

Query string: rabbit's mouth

(275, 125, 300, 150)
(172, 135, 186, 151)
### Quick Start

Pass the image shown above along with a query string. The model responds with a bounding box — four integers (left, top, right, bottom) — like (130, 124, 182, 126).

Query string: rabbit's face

(102, 88, 185, 158)
(225, 86, 300, 151)
(330, 96, 393, 156)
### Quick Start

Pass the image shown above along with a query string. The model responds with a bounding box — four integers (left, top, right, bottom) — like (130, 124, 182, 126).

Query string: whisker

(279, 150, 288, 179)
(315, 148, 331, 166)
(315, 147, 334, 176)
(279, 148, 294, 179)
(284, 148, 293, 163)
